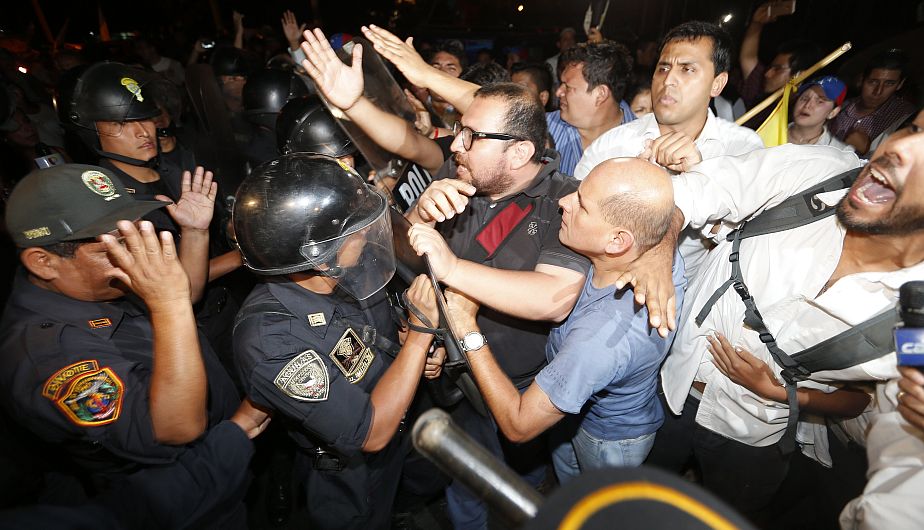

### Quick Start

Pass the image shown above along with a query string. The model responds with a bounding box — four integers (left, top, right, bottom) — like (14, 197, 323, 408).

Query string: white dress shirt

(840, 381, 924, 530)
(573, 110, 764, 180)
(665, 144, 914, 455)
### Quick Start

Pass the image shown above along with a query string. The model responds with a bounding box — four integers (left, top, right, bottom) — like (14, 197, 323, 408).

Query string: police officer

(241, 68, 311, 167)
(0, 163, 250, 525)
(65, 61, 220, 303)
(232, 153, 441, 529)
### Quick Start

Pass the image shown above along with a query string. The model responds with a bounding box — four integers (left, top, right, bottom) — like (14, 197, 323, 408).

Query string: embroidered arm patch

(52, 367, 124, 427)
(274, 350, 330, 402)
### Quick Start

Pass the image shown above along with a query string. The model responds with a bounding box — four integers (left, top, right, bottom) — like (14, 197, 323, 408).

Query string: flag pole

(735, 42, 852, 126)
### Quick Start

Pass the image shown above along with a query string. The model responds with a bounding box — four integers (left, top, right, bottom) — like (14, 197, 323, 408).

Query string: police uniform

(0, 270, 240, 492)
(233, 280, 408, 530)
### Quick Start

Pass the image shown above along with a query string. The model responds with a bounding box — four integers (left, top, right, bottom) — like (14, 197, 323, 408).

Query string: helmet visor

(300, 189, 395, 300)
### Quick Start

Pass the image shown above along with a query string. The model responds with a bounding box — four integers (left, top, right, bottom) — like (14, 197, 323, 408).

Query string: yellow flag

(756, 80, 797, 147)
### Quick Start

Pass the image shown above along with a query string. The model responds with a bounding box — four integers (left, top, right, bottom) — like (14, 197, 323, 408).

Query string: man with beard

(647, 108, 924, 525)
(406, 82, 590, 529)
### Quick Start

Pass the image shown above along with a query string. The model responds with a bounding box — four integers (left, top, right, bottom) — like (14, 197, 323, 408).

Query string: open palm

(300, 28, 364, 111)
(159, 167, 217, 231)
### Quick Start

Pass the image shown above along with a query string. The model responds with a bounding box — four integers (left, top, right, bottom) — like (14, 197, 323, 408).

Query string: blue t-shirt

(546, 101, 636, 177)
(535, 252, 686, 440)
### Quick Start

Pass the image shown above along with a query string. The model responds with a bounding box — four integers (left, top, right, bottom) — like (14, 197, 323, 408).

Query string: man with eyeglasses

(406, 82, 590, 529)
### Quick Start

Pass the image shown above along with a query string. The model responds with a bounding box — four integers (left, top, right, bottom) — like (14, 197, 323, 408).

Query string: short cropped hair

(599, 191, 673, 253)
(474, 83, 548, 164)
(559, 41, 634, 101)
(864, 48, 910, 80)
(510, 62, 553, 95)
(433, 40, 467, 69)
(460, 62, 510, 86)
(658, 21, 732, 75)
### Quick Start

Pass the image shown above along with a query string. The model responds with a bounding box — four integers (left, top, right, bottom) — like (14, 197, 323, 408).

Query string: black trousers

(645, 390, 792, 526)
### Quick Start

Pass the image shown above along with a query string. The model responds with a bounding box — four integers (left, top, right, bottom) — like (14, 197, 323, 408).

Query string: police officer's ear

(20, 248, 63, 281)
(710, 71, 729, 98)
(604, 228, 635, 256)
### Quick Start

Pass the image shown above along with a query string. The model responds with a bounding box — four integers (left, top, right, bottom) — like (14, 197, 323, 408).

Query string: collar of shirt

(265, 279, 352, 340)
(490, 148, 562, 202)
(9, 268, 142, 339)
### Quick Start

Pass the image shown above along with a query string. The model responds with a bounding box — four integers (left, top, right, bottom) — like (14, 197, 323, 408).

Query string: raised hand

(158, 166, 217, 232)
(412, 179, 476, 223)
(300, 28, 365, 111)
(360, 24, 433, 88)
(281, 10, 306, 50)
(100, 220, 191, 306)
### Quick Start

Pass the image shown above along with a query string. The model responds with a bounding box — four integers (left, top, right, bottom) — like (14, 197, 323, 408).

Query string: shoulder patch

(328, 328, 375, 384)
(43, 360, 100, 399)
(53, 367, 123, 426)
(274, 350, 329, 402)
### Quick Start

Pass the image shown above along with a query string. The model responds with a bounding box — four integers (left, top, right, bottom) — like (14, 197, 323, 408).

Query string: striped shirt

(547, 100, 636, 177)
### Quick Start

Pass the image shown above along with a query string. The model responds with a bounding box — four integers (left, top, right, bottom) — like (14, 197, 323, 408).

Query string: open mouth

(852, 166, 896, 205)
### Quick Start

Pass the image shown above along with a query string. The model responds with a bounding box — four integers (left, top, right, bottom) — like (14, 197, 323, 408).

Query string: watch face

(462, 332, 485, 351)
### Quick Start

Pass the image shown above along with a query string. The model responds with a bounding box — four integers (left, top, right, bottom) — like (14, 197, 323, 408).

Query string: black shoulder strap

(791, 308, 898, 374)
(232, 300, 294, 336)
(732, 167, 862, 241)
(463, 194, 536, 263)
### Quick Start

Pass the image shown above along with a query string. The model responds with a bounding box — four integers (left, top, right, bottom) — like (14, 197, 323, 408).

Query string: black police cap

(5, 164, 169, 247)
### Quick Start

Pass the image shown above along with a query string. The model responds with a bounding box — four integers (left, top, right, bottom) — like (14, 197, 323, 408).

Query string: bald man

(411, 158, 686, 481)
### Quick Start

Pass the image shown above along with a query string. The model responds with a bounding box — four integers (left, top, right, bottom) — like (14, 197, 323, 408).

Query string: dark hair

(864, 48, 910, 80)
(776, 39, 822, 75)
(559, 41, 633, 101)
(625, 78, 651, 105)
(510, 62, 553, 95)
(433, 40, 467, 69)
(599, 191, 673, 252)
(474, 83, 548, 164)
(460, 62, 511, 86)
(658, 21, 732, 75)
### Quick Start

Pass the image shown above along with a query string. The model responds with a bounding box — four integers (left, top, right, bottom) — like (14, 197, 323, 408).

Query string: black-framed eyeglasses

(452, 121, 523, 151)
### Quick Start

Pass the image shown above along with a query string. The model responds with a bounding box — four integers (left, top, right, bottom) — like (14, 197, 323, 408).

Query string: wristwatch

(460, 331, 488, 353)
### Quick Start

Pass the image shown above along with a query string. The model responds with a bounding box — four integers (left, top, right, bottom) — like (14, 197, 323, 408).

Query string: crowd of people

(0, 2, 922, 529)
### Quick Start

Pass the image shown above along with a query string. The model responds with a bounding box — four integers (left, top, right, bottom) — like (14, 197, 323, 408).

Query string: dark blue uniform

(0, 270, 240, 496)
(0, 420, 253, 530)
(233, 280, 409, 529)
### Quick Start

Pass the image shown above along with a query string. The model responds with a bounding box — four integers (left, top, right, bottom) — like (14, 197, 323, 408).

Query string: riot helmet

(242, 69, 310, 129)
(276, 95, 355, 157)
(210, 47, 252, 78)
(66, 62, 161, 167)
(233, 153, 395, 299)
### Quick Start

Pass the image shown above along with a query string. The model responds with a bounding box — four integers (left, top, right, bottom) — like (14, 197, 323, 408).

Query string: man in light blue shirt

(436, 158, 684, 481)
(548, 41, 637, 176)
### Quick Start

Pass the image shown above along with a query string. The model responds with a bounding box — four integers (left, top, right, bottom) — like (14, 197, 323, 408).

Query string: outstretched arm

(360, 24, 481, 115)
(300, 28, 445, 173)
(445, 290, 564, 442)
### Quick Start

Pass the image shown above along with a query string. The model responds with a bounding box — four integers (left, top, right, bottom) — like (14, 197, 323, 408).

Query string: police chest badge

(329, 328, 375, 384)
(52, 367, 124, 426)
(274, 350, 329, 402)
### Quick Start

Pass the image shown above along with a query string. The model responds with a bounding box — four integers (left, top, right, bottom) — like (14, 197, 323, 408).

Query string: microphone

(895, 281, 924, 367)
